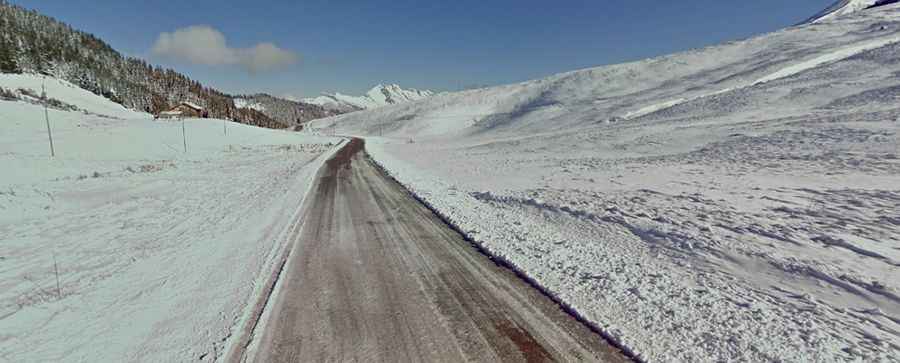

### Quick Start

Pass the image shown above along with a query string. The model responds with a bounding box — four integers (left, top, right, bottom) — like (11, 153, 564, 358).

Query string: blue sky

(14, 0, 834, 98)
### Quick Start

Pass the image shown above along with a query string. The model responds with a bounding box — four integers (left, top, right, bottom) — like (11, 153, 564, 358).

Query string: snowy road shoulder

(363, 126, 900, 362)
(0, 95, 341, 362)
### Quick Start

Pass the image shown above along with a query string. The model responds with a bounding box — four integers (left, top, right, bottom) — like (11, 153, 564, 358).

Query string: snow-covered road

(237, 139, 628, 362)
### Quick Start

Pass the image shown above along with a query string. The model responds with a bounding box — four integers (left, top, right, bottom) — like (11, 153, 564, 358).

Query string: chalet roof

(181, 102, 203, 111)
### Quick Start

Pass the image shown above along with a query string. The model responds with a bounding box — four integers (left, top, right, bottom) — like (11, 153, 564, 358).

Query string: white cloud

(239, 43, 298, 73)
(151, 25, 298, 73)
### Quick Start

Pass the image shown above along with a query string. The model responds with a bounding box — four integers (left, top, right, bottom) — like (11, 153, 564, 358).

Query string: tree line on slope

(0, 1, 334, 128)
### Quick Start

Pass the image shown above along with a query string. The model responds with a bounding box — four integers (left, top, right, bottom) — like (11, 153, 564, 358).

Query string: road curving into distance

(242, 138, 629, 362)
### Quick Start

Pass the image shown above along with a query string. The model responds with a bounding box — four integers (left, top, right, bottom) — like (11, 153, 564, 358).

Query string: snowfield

(806, 0, 880, 24)
(0, 73, 144, 120)
(0, 75, 339, 362)
(313, 4, 900, 362)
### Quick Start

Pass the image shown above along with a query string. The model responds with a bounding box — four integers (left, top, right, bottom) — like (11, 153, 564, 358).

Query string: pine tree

(0, 37, 19, 73)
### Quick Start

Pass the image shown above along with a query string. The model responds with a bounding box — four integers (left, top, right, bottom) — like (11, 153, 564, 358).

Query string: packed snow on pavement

(0, 74, 339, 362)
(313, 5, 900, 362)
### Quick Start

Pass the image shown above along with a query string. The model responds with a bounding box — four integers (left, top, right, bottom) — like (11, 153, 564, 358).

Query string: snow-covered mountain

(311, 2, 900, 361)
(233, 94, 341, 126)
(303, 84, 434, 112)
(804, 0, 880, 23)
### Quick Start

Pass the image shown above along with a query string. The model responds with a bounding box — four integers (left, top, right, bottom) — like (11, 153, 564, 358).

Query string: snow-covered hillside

(0, 3, 292, 128)
(0, 74, 340, 362)
(805, 0, 879, 23)
(313, 3, 900, 362)
(303, 84, 434, 112)
(233, 93, 339, 126)
(234, 97, 266, 112)
(0, 73, 147, 119)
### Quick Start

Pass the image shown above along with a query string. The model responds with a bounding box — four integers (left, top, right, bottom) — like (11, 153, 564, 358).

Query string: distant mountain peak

(303, 84, 434, 112)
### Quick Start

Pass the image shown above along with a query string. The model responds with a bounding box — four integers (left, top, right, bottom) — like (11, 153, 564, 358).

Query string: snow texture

(234, 97, 266, 112)
(0, 74, 146, 120)
(0, 74, 340, 362)
(806, 0, 880, 24)
(313, 4, 900, 362)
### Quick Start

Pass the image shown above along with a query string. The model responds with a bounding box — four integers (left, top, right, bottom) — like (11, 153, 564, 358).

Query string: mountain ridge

(303, 84, 434, 112)
(804, 0, 879, 23)
(233, 93, 342, 127)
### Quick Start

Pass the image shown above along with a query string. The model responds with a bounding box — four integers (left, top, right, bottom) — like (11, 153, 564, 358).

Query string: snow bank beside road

(328, 6, 900, 361)
(364, 114, 900, 361)
(0, 93, 339, 362)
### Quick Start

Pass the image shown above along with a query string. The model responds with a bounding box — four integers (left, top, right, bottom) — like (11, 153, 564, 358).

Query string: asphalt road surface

(245, 139, 628, 362)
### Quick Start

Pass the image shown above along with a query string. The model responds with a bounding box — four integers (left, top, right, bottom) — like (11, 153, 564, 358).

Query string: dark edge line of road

(361, 141, 643, 363)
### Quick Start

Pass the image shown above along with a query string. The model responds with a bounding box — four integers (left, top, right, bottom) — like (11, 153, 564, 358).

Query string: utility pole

(181, 117, 187, 153)
(223, 118, 227, 136)
(52, 251, 61, 299)
(42, 82, 55, 157)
